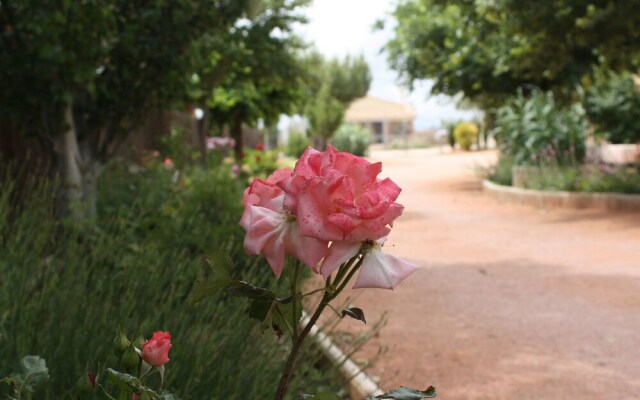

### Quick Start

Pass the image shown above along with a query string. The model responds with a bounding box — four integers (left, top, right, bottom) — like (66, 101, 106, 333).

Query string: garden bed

(483, 179, 640, 212)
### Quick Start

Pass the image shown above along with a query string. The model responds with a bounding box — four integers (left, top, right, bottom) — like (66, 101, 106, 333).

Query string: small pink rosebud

(141, 331, 172, 367)
(163, 158, 174, 168)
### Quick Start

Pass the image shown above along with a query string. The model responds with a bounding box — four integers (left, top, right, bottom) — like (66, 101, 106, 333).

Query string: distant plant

(442, 120, 460, 148)
(583, 71, 640, 144)
(453, 122, 478, 151)
(286, 130, 312, 158)
(329, 124, 372, 156)
(494, 90, 587, 166)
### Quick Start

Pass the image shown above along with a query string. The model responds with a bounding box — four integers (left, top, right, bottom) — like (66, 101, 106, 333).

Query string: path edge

(302, 312, 384, 399)
(482, 179, 640, 212)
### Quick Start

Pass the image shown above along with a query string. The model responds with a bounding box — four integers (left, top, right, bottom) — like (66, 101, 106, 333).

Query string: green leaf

(341, 307, 366, 324)
(188, 279, 231, 304)
(188, 253, 236, 304)
(373, 386, 437, 399)
(248, 298, 273, 321)
(206, 251, 233, 280)
(105, 368, 142, 391)
(271, 300, 301, 338)
(225, 281, 275, 300)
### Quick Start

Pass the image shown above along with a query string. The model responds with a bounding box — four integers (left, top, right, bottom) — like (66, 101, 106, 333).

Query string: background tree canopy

(385, 0, 640, 109)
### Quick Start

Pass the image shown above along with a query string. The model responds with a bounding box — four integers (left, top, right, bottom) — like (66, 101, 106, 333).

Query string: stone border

(302, 312, 384, 399)
(482, 179, 640, 212)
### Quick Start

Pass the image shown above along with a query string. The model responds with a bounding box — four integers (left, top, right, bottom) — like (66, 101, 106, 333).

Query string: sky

(295, 0, 481, 130)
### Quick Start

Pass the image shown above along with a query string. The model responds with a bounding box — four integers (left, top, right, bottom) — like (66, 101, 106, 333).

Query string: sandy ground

(336, 148, 640, 400)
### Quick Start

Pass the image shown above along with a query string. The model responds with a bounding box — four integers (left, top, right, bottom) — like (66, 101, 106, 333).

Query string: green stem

(333, 256, 365, 296)
(301, 287, 326, 298)
(331, 255, 359, 288)
(272, 254, 366, 400)
(97, 384, 118, 400)
(273, 282, 332, 400)
(291, 261, 301, 340)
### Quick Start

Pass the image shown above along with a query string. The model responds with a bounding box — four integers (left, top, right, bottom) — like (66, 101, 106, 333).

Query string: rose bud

(76, 372, 96, 393)
(113, 330, 131, 357)
(141, 331, 172, 367)
(120, 343, 140, 374)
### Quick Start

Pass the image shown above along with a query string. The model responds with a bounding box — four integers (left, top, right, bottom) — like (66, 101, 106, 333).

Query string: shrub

(443, 120, 459, 148)
(286, 130, 312, 158)
(0, 161, 345, 399)
(514, 164, 640, 194)
(494, 90, 587, 166)
(329, 124, 372, 156)
(453, 122, 478, 151)
(485, 155, 515, 185)
(583, 71, 640, 144)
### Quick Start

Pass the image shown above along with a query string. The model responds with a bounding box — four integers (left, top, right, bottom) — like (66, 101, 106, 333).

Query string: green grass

(0, 159, 346, 399)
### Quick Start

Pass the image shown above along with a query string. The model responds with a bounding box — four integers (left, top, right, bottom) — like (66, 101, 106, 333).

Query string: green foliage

(205, 0, 310, 156)
(453, 122, 478, 151)
(0, 160, 344, 399)
(240, 148, 281, 179)
(484, 156, 515, 186)
(0, 0, 246, 153)
(512, 164, 640, 194)
(583, 71, 640, 144)
(286, 130, 312, 158)
(442, 121, 459, 148)
(158, 128, 201, 168)
(303, 53, 371, 142)
(305, 82, 346, 141)
(329, 124, 372, 156)
(494, 90, 587, 166)
(385, 0, 640, 109)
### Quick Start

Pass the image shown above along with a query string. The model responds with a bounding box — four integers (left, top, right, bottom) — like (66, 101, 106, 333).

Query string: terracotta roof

(344, 96, 416, 122)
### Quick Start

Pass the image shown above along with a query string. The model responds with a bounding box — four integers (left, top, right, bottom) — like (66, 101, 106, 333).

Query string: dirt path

(341, 148, 640, 400)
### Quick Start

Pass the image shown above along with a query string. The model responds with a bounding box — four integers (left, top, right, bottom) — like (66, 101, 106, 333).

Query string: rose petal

(320, 240, 361, 278)
(353, 248, 419, 289)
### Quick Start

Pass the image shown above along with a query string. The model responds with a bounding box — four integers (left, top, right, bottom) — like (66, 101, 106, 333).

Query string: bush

(485, 155, 515, 186)
(286, 130, 312, 158)
(583, 71, 640, 144)
(514, 164, 640, 194)
(443, 120, 459, 148)
(453, 122, 478, 151)
(0, 161, 344, 399)
(494, 90, 587, 166)
(329, 124, 372, 156)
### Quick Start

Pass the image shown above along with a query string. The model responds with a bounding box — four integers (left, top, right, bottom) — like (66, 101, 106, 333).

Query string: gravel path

(341, 148, 640, 400)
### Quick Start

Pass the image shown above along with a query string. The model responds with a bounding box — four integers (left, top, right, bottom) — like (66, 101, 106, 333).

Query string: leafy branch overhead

(384, 0, 640, 108)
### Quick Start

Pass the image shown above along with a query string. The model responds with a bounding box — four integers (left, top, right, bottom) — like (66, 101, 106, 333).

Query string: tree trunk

(79, 140, 103, 219)
(53, 104, 84, 220)
(232, 114, 244, 160)
(313, 136, 326, 151)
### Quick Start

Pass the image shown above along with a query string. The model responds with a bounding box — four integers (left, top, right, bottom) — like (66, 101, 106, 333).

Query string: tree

(0, 0, 248, 218)
(384, 0, 640, 110)
(204, 0, 310, 159)
(303, 54, 371, 148)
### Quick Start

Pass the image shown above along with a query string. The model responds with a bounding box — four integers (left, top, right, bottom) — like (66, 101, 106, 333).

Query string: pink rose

(321, 238, 419, 290)
(240, 169, 328, 277)
(278, 146, 403, 242)
(141, 331, 171, 367)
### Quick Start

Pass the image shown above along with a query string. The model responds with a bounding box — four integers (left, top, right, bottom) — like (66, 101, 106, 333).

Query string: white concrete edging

(302, 312, 384, 399)
(482, 179, 640, 212)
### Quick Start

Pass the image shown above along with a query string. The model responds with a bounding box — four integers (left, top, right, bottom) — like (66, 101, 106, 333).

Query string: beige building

(344, 96, 416, 145)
